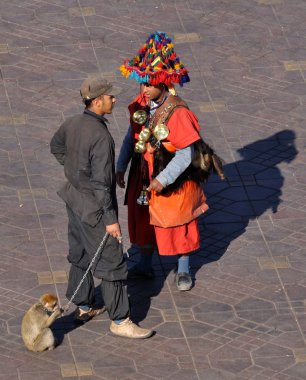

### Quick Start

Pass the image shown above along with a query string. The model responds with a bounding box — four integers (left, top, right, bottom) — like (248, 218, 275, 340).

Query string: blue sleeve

(156, 144, 194, 187)
(116, 126, 134, 173)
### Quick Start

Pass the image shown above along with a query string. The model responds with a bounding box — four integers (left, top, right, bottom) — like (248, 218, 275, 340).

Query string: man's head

(80, 77, 121, 115)
(143, 83, 168, 102)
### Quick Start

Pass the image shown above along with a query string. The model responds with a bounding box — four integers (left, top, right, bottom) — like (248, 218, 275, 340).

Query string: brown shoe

(74, 306, 106, 323)
(110, 318, 153, 339)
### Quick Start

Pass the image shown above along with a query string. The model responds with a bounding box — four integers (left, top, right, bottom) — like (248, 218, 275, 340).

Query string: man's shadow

(126, 129, 298, 324)
(193, 129, 297, 276)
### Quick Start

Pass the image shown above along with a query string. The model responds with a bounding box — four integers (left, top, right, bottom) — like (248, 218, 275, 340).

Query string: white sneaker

(110, 318, 153, 339)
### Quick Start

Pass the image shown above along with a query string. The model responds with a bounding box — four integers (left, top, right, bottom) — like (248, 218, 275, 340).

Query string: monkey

(21, 293, 63, 352)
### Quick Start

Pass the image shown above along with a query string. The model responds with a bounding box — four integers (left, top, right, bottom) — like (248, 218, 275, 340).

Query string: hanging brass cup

(153, 123, 169, 141)
(134, 123, 169, 154)
(138, 128, 151, 142)
(132, 110, 148, 124)
(134, 128, 151, 153)
(135, 140, 146, 153)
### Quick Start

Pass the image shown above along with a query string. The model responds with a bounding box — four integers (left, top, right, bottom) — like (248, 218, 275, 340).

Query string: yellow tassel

(168, 84, 176, 95)
(119, 65, 130, 78)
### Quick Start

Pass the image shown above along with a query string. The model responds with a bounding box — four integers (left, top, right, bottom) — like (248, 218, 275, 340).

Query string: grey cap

(80, 77, 122, 100)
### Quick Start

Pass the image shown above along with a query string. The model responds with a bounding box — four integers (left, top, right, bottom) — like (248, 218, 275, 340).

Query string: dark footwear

(74, 306, 105, 323)
(176, 272, 192, 291)
(127, 265, 154, 280)
(110, 318, 153, 339)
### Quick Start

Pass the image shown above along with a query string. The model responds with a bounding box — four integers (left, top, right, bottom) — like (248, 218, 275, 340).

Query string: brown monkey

(21, 293, 63, 352)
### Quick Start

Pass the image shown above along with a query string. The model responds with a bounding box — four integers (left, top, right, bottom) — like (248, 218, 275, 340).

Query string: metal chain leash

(61, 232, 110, 313)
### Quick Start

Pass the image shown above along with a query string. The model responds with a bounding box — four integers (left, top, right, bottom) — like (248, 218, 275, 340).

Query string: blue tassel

(129, 71, 149, 83)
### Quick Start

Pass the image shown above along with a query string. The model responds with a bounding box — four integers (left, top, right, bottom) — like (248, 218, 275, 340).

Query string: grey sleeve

(156, 144, 194, 187)
(116, 126, 134, 173)
(90, 136, 117, 225)
(50, 124, 66, 165)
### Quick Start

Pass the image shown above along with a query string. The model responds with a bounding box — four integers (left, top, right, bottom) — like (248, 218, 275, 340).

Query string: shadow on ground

(51, 287, 105, 345)
(126, 129, 298, 323)
(194, 129, 297, 274)
(52, 130, 298, 330)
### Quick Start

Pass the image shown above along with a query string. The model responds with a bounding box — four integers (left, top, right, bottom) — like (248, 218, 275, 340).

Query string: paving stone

(37, 271, 68, 285)
(61, 363, 93, 377)
(258, 256, 290, 269)
(1, 0, 306, 379)
(208, 344, 252, 373)
(68, 7, 96, 17)
(293, 348, 306, 364)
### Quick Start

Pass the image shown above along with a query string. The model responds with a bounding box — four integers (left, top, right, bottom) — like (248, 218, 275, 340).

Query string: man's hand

(106, 223, 122, 242)
(116, 172, 125, 188)
(147, 178, 164, 193)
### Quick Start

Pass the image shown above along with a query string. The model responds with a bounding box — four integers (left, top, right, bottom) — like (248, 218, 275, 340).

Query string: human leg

(100, 276, 152, 338)
(154, 220, 200, 291)
(97, 261, 152, 338)
(76, 216, 153, 338)
(178, 254, 190, 273)
(176, 254, 192, 291)
(127, 244, 155, 279)
(66, 265, 95, 306)
(65, 206, 95, 306)
(100, 280, 129, 321)
(65, 206, 105, 322)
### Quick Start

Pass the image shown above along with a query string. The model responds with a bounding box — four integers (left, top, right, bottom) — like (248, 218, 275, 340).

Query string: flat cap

(80, 77, 121, 100)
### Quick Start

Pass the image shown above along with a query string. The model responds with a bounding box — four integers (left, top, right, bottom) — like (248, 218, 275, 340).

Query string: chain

(61, 232, 109, 313)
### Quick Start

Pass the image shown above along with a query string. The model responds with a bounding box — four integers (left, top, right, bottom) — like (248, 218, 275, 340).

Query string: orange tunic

(145, 107, 208, 255)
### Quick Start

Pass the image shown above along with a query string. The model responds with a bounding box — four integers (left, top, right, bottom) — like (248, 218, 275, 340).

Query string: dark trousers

(65, 206, 129, 321)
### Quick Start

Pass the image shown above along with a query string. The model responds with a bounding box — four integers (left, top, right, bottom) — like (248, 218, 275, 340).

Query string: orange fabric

(155, 220, 200, 255)
(148, 139, 205, 229)
(161, 141, 176, 153)
(167, 107, 201, 149)
(144, 106, 208, 255)
(149, 180, 208, 228)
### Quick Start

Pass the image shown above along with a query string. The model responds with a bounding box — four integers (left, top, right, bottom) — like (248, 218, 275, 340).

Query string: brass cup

(132, 110, 148, 124)
(134, 140, 146, 153)
(153, 123, 169, 141)
(138, 128, 151, 142)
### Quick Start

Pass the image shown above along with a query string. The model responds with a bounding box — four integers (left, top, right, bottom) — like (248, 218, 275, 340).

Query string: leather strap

(149, 95, 189, 130)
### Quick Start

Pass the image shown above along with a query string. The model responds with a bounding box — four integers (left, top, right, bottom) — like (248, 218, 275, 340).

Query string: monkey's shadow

(51, 311, 82, 345)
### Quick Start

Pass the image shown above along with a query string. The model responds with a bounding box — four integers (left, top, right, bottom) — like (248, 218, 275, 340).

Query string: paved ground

(1, 0, 306, 379)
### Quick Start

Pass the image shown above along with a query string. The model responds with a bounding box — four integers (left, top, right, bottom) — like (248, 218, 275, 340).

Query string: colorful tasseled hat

(120, 31, 190, 87)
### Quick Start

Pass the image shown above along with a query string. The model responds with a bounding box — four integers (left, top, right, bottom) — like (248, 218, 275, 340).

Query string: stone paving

(1, 0, 306, 379)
